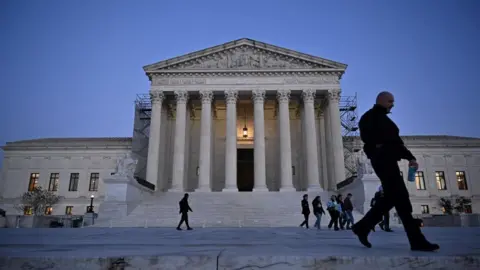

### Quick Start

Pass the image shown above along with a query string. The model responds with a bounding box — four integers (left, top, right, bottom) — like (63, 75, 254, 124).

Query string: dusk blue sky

(1, 0, 479, 167)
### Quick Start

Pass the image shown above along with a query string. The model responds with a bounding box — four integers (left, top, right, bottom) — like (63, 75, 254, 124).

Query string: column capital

(225, 90, 238, 104)
(150, 91, 165, 105)
(327, 89, 341, 103)
(174, 90, 189, 104)
(302, 89, 316, 103)
(199, 90, 214, 104)
(276, 90, 291, 104)
(252, 89, 266, 104)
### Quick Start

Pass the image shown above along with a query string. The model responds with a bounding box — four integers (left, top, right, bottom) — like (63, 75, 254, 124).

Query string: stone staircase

(95, 191, 365, 228)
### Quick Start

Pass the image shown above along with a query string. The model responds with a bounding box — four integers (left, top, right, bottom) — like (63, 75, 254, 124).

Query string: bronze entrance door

(237, 149, 254, 191)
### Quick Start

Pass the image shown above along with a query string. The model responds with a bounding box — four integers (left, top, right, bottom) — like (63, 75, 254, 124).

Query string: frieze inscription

(153, 78, 206, 85)
(153, 76, 339, 86)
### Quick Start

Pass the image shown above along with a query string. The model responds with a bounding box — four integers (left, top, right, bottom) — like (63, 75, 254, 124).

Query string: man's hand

(408, 160, 419, 169)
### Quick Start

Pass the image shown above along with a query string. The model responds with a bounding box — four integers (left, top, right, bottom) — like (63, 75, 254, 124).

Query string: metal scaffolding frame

(339, 93, 361, 179)
(131, 94, 152, 180)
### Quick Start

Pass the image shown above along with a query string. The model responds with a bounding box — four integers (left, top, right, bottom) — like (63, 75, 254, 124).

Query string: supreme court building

(140, 38, 346, 193)
(1, 39, 479, 227)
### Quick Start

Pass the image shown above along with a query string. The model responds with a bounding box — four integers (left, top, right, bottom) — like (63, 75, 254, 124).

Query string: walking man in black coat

(352, 91, 439, 252)
(299, 194, 310, 228)
(177, 193, 193, 230)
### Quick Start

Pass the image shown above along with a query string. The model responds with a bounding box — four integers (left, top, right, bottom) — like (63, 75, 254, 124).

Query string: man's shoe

(352, 225, 372, 248)
(385, 228, 393, 232)
(187, 227, 193, 230)
(176, 227, 182, 231)
(411, 242, 440, 252)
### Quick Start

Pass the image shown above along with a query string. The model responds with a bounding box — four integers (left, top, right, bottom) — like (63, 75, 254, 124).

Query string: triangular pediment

(144, 38, 347, 72)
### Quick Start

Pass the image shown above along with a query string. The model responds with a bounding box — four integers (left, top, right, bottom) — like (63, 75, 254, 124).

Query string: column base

(279, 187, 296, 192)
(307, 185, 324, 192)
(253, 187, 269, 192)
(195, 187, 212, 192)
(167, 188, 185, 193)
(222, 188, 238, 192)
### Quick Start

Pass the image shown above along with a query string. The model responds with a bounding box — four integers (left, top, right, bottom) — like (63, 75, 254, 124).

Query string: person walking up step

(177, 193, 193, 231)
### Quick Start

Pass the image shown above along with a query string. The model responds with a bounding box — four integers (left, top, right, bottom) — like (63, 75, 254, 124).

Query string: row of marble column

(146, 89, 345, 192)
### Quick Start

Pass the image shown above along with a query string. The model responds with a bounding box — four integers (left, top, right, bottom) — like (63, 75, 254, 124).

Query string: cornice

(1, 137, 133, 152)
(343, 135, 480, 148)
(149, 70, 343, 77)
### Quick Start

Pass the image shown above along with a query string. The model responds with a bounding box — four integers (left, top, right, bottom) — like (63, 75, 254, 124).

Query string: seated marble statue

(356, 152, 374, 175)
(113, 152, 138, 179)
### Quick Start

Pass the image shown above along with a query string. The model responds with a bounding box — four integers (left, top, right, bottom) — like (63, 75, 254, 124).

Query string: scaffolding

(132, 94, 152, 180)
(132, 92, 361, 180)
(339, 93, 361, 179)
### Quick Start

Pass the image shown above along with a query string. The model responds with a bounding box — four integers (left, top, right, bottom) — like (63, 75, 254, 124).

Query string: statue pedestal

(360, 174, 381, 214)
(97, 176, 154, 222)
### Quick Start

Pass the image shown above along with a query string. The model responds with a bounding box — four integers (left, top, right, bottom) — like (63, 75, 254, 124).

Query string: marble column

(318, 108, 329, 190)
(324, 100, 334, 190)
(252, 89, 268, 191)
(302, 89, 322, 191)
(277, 90, 295, 191)
(327, 90, 346, 188)
(196, 90, 213, 192)
(170, 90, 189, 191)
(146, 91, 164, 189)
(223, 90, 238, 191)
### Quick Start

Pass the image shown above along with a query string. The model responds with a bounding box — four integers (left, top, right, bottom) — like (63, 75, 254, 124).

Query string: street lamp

(88, 194, 95, 213)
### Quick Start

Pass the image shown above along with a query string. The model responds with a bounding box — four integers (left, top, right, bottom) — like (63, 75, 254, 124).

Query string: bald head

(376, 91, 395, 112)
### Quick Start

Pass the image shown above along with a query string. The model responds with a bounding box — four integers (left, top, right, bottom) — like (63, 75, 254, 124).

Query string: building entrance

(237, 149, 254, 192)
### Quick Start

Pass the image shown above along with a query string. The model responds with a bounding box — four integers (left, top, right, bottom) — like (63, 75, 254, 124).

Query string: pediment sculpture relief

(165, 46, 328, 70)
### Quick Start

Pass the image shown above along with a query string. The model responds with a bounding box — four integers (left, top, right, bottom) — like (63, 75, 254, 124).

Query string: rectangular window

(45, 207, 53, 215)
(68, 173, 79, 191)
(88, 173, 99, 191)
(421, 205, 430, 214)
(28, 173, 39, 191)
(435, 171, 447, 190)
(415, 171, 426, 190)
(456, 171, 468, 190)
(24, 206, 33, 215)
(464, 205, 472, 214)
(48, 173, 59, 191)
(65, 206, 73, 215)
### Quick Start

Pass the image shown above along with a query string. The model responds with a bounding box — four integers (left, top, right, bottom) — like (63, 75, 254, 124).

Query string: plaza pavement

(0, 227, 479, 269)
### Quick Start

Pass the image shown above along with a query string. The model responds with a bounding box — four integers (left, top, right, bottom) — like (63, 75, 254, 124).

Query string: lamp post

(89, 194, 94, 213)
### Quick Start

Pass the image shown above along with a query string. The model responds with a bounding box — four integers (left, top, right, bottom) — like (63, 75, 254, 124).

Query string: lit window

(89, 173, 99, 191)
(65, 206, 73, 215)
(421, 205, 430, 214)
(415, 171, 426, 190)
(48, 173, 59, 191)
(456, 171, 468, 190)
(24, 206, 33, 215)
(435, 171, 447, 190)
(28, 173, 39, 191)
(45, 207, 53, 215)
